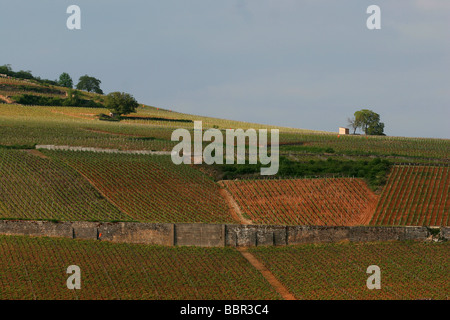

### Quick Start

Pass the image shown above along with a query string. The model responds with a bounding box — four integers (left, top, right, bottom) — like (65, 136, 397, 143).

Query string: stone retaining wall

(0, 220, 446, 247)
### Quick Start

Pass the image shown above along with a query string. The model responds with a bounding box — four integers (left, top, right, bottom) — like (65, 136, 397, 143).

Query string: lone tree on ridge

(348, 109, 385, 135)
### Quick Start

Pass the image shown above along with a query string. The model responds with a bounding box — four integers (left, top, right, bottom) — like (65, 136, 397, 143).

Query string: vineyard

(0, 149, 127, 221)
(249, 241, 449, 300)
(221, 178, 378, 226)
(0, 104, 179, 151)
(278, 132, 450, 159)
(0, 70, 449, 302)
(1, 76, 449, 162)
(0, 235, 280, 300)
(43, 150, 235, 223)
(370, 166, 450, 226)
(0, 235, 447, 300)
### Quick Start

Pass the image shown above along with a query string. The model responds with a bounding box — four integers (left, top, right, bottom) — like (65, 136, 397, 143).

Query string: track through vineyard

(218, 187, 253, 225)
(249, 241, 449, 300)
(237, 247, 296, 300)
(0, 235, 447, 300)
(223, 178, 378, 226)
(44, 151, 235, 224)
(0, 149, 127, 221)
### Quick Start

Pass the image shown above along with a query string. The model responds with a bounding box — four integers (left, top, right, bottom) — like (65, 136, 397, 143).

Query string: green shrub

(11, 94, 103, 108)
(98, 113, 121, 121)
(213, 157, 391, 189)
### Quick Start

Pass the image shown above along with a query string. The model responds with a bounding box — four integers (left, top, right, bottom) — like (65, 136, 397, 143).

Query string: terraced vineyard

(249, 241, 450, 300)
(370, 166, 450, 226)
(44, 150, 234, 223)
(0, 104, 178, 151)
(0, 235, 280, 300)
(0, 149, 127, 221)
(222, 178, 378, 226)
(1, 76, 449, 162)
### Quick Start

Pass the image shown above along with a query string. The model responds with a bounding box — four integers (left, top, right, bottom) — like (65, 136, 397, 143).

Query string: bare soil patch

(25, 149, 49, 159)
(82, 128, 145, 138)
(0, 94, 14, 104)
(51, 110, 95, 120)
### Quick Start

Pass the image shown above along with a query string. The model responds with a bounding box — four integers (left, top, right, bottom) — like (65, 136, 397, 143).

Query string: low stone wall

(288, 226, 350, 244)
(98, 222, 174, 246)
(0, 220, 447, 247)
(226, 225, 288, 247)
(0, 220, 73, 238)
(175, 224, 225, 247)
(438, 227, 450, 240)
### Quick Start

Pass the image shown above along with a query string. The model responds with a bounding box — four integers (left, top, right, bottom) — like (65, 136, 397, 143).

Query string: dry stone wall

(0, 220, 446, 247)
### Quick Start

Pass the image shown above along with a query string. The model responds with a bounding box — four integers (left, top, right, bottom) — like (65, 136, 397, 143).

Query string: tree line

(1, 64, 139, 118)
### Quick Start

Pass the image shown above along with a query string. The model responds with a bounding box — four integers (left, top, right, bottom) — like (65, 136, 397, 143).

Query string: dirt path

(0, 94, 14, 104)
(69, 166, 134, 222)
(218, 184, 252, 225)
(51, 110, 95, 120)
(354, 186, 379, 226)
(237, 247, 297, 300)
(25, 149, 49, 159)
(355, 205, 377, 226)
(82, 128, 146, 137)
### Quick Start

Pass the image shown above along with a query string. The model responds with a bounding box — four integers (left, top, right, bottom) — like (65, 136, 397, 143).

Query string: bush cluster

(11, 94, 103, 108)
(218, 157, 391, 189)
(0, 65, 58, 86)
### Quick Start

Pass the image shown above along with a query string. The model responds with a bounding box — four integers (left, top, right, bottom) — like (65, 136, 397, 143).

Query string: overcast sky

(1, 0, 449, 138)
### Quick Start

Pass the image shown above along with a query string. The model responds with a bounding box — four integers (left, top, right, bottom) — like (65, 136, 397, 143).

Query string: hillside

(0, 75, 449, 226)
(1, 77, 449, 160)
(0, 69, 449, 304)
(43, 150, 234, 223)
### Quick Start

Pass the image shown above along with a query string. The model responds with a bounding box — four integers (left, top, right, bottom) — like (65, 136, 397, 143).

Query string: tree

(349, 109, 385, 135)
(367, 121, 385, 136)
(105, 92, 139, 116)
(347, 117, 358, 134)
(14, 70, 33, 79)
(58, 72, 73, 88)
(0, 64, 12, 75)
(76, 75, 103, 94)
